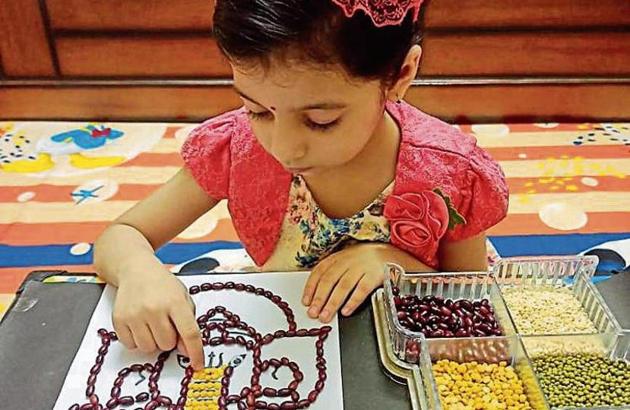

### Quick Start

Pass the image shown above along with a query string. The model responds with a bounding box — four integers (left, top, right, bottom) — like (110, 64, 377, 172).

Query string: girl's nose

(270, 125, 307, 166)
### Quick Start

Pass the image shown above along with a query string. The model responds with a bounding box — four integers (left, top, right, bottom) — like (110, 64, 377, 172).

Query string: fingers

(307, 263, 348, 319)
(148, 316, 178, 352)
(318, 268, 365, 323)
(302, 254, 338, 306)
(170, 305, 204, 370)
(341, 272, 382, 317)
(112, 315, 136, 349)
(131, 323, 158, 353)
(177, 338, 188, 357)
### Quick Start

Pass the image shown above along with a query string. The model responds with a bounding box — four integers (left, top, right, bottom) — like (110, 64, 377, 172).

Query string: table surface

(0, 271, 628, 410)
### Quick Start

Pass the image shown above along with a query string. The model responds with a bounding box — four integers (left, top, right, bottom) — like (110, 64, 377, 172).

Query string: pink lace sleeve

(445, 147, 509, 241)
(181, 111, 237, 200)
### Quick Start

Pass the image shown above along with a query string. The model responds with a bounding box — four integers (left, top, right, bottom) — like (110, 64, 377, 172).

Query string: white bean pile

(502, 286, 597, 335)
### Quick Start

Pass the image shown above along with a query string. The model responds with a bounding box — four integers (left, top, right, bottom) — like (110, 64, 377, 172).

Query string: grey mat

(0, 272, 408, 410)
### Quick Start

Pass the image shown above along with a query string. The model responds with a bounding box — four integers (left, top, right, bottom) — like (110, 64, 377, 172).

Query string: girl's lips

(286, 167, 314, 174)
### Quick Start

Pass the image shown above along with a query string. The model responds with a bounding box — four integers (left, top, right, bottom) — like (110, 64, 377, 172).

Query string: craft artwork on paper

(54, 272, 343, 410)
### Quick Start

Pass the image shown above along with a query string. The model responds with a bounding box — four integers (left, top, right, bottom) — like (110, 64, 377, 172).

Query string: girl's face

(232, 61, 387, 175)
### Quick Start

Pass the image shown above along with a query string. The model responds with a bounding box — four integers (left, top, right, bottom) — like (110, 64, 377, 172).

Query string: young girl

(94, 0, 509, 371)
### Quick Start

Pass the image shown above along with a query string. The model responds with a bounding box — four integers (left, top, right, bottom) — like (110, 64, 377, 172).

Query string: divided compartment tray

(372, 290, 428, 410)
(373, 256, 627, 409)
(521, 331, 630, 410)
(419, 335, 550, 410)
(383, 263, 518, 363)
(493, 256, 621, 335)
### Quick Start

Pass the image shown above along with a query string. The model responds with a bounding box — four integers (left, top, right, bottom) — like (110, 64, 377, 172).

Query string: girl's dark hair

(213, 0, 422, 85)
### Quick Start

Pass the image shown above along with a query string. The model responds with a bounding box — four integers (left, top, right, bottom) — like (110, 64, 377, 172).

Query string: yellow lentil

(432, 359, 534, 410)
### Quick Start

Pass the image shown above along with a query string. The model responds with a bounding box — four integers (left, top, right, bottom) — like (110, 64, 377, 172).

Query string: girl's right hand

(112, 268, 205, 370)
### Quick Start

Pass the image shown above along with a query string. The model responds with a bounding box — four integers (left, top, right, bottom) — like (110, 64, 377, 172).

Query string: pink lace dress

(181, 101, 509, 269)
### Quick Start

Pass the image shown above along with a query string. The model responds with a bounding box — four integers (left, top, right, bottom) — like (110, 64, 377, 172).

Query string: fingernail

(341, 307, 351, 316)
(302, 296, 310, 306)
(308, 306, 319, 317)
(319, 310, 330, 321)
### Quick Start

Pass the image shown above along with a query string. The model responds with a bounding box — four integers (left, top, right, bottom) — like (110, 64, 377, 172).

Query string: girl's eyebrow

(234, 86, 346, 111)
(233, 86, 266, 107)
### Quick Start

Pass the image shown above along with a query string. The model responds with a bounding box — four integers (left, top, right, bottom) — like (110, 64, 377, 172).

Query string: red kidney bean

(437, 323, 450, 331)
(473, 329, 486, 337)
(263, 388, 278, 397)
(477, 323, 492, 334)
(431, 329, 445, 338)
(85, 386, 95, 397)
(478, 305, 491, 316)
(278, 388, 291, 397)
(135, 393, 149, 402)
(394, 294, 503, 338)
(455, 329, 469, 337)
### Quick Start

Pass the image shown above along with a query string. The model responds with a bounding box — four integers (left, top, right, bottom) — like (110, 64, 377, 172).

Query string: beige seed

(501, 285, 596, 335)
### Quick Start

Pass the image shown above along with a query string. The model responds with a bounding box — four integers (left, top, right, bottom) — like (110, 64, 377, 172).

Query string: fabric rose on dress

(384, 191, 450, 252)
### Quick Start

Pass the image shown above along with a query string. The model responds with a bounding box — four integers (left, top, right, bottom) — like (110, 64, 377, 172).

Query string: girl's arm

(94, 168, 218, 370)
(439, 234, 489, 272)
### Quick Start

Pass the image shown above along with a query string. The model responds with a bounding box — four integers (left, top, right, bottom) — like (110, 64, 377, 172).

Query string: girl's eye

(247, 110, 273, 121)
(305, 118, 340, 132)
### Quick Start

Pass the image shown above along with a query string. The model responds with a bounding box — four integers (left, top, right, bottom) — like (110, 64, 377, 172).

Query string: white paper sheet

(54, 272, 343, 409)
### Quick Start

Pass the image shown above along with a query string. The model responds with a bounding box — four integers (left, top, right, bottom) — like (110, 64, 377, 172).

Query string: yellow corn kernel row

(184, 366, 227, 410)
(184, 400, 220, 410)
(188, 381, 222, 392)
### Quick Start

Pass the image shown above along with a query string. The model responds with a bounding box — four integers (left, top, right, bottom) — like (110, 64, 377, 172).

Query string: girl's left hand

(301, 243, 395, 323)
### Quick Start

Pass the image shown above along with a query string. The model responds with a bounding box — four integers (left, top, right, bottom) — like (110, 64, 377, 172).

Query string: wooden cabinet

(1, 0, 629, 121)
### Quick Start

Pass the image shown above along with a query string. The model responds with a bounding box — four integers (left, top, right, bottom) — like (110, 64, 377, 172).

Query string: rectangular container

(522, 331, 630, 410)
(383, 263, 517, 363)
(493, 256, 621, 335)
(493, 255, 598, 283)
(419, 335, 550, 410)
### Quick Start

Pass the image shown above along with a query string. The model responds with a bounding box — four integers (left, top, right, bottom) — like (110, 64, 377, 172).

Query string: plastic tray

(383, 263, 518, 362)
(419, 335, 550, 410)
(493, 256, 621, 335)
(376, 256, 627, 409)
(522, 331, 630, 410)
(493, 255, 599, 283)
